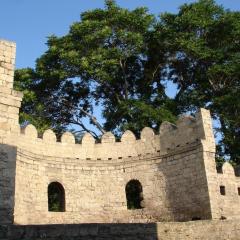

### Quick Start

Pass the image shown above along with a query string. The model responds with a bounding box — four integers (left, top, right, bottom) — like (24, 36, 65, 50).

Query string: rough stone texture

(0, 40, 22, 224)
(0, 40, 15, 89)
(0, 39, 239, 236)
(0, 145, 17, 224)
(216, 162, 240, 219)
(0, 220, 240, 240)
(8, 109, 216, 225)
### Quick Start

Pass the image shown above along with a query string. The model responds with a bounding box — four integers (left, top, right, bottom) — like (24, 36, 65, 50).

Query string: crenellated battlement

(3, 107, 213, 161)
(217, 162, 240, 178)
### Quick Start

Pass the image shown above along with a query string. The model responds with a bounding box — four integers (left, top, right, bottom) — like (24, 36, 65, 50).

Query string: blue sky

(1, 0, 239, 69)
(0, 0, 239, 135)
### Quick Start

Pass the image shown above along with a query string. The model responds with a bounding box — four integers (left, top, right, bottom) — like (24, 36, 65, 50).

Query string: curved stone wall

(12, 143, 211, 224)
(0, 107, 223, 224)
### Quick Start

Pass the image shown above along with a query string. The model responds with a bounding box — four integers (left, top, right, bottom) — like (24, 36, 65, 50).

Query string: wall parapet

(0, 107, 216, 160)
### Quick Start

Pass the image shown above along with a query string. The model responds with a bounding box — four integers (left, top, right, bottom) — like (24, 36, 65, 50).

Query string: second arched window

(48, 182, 65, 212)
(125, 179, 143, 210)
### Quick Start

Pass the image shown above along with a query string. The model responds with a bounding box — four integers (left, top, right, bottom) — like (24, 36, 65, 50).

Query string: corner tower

(0, 40, 22, 135)
(0, 40, 22, 224)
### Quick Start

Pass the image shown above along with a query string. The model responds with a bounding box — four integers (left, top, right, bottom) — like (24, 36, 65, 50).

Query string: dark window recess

(216, 166, 223, 174)
(192, 217, 201, 221)
(220, 186, 226, 195)
(238, 187, 240, 196)
(48, 182, 65, 212)
(125, 179, 143, 210)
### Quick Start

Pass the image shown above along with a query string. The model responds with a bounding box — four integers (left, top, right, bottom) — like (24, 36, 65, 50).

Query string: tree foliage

(161, 0, 240, 164)
(14, 0, 240, 164)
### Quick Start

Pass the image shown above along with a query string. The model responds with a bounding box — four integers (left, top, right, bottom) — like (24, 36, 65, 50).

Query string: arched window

(125, 179, 143, 210)
(48, 182, 65, 212)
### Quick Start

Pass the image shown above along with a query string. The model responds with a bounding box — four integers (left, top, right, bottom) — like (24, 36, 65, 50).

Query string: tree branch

(119, 58, 129, 100)
(151, 63, 162, 82)
(76, 106, 106, 134)
(93, 76, 122, 104)
(71, 117, 99, 139)
(61, 99, 106, 135)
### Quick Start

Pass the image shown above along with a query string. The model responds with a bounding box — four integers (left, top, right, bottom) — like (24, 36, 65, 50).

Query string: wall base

(1, 220, 239, 240)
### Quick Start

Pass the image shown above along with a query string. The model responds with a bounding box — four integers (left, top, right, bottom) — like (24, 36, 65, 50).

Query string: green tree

(161, 0, 240, 164)
(15, 0, 176, 138)
(14, 68, 67, 137)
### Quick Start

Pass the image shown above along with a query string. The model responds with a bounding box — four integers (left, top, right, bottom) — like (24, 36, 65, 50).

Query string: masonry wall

(0, 101, 214, 224)
(1, 220, 240, 240)
(0, 40, 22, 224)
(216, 163, 240, 219)
(0, 144, 17, 224)
(8, 105, 215, 224)
(196, 110, 240, 220)
(9, 122, 212, 224)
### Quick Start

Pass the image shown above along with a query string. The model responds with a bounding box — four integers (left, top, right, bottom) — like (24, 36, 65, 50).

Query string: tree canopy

(161, 0, 240, 164)
(14, 0, 240, 164)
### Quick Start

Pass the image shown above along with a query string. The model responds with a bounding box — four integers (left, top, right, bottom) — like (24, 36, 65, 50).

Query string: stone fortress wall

(0, 39, 239, 227)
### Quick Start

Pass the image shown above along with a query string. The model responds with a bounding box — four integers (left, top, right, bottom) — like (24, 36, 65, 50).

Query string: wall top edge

(0, 39, 16, 46)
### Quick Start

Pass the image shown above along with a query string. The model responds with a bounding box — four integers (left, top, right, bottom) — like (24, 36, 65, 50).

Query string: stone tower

(0, 40, 22, 134)
(0, 40, 22, 224)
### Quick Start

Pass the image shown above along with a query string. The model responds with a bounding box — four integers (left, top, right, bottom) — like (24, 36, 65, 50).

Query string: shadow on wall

(0, 223, 158, 240)
(159, 148, 212, 221)
(1, 220, 240, 240)
(0, 144, 17, 225)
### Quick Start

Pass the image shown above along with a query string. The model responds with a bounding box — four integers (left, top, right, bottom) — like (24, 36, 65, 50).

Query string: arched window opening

(48, 182, 65, 212)
(125, 179, 143, 210)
